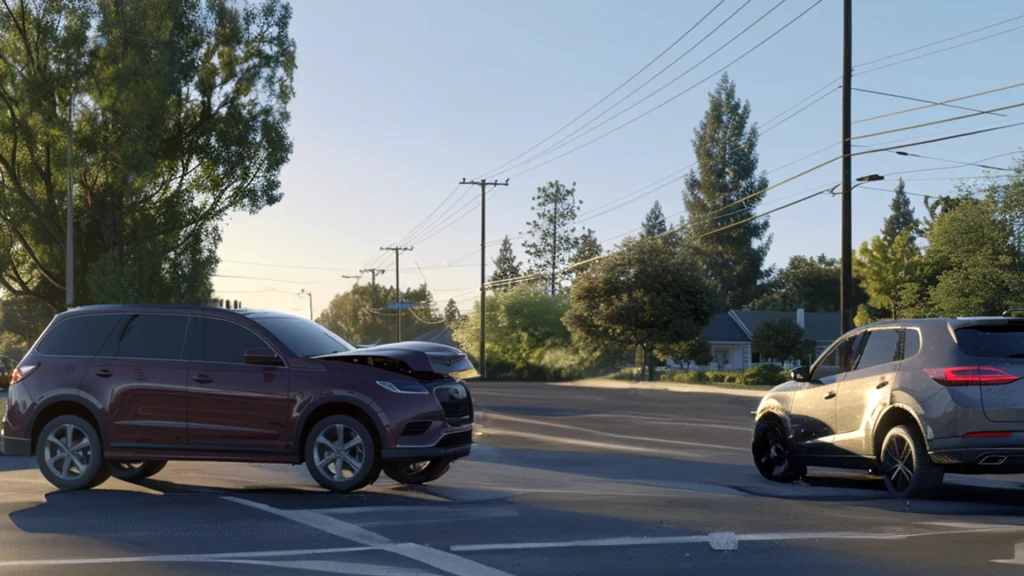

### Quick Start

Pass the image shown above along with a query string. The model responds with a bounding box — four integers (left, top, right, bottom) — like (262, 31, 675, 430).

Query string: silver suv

(752, 317, 1024, 498)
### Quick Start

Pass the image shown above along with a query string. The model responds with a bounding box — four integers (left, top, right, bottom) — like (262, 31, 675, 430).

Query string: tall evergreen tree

(489, 235, 523, 290)
(682, 74, 770, 310)
(522, 180, 582, 295)
(882, 178, 917, 245)
(444, 298, 462, 325)
(641, 201, 668, 237)
(570, 228, 603, 277)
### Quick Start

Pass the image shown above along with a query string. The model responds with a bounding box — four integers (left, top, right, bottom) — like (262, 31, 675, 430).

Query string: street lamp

(836, 173, 884, 336)
(828, 174, 884, 196)
(66, 34, 107, 309)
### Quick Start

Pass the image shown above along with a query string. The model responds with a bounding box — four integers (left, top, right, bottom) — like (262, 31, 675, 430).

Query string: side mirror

(244, 347, 284, 366)
(791, 365, 810, 382)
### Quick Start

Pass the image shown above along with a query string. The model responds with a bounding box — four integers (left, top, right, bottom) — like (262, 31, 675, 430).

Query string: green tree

(0, 0, 296, 312)
(750, 318, 813, 363)
(854, 230, 922, 321)
(569, 227, 602, 278)
(564, 236, 715, 381)
(748, 254, 868, 313)
(522, 180, 582, 295)
(317, 283, 442, 346)
(682, 73, 770, 310)
(882, 178, 918, 245)
(666, 337, 713, 367)
(489, 235, 522, 290)
(641, 201, 667, 237)
(444, 298, 462, 325)
(926, 199, 1023, 316)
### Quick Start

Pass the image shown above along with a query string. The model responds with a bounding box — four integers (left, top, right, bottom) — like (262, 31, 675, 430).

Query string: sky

(212, 0, 1024, 320)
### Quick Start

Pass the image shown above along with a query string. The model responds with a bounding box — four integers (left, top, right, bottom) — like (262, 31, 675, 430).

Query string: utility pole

(551, 194, 558, 296)
(460, 178, 509, 380)
(299, 290, 313, 321)
(840, 0, 853, 335)
(380, 246, 412, 342)
(360, 268, 386, 305)
(66, 92, 74, 309)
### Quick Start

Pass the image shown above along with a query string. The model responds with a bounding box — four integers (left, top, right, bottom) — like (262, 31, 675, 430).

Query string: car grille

(433, 384, 473, 423)
(436, 430, 472, 447)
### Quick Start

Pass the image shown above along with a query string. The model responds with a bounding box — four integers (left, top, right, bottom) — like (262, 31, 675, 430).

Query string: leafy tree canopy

(316, 283, 442, 346)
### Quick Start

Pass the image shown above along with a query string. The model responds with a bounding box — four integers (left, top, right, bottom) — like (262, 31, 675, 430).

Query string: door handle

(823, 390, 836, 400)
(192, 374, 214, 385)
(95, 369, 112, 378)
(876, 379, 890, 389)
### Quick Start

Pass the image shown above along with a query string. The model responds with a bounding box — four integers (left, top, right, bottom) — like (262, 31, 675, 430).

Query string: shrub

(740, 364, 787, 388)
(710, 372, 726, 383)
(691, 370, 709, 383)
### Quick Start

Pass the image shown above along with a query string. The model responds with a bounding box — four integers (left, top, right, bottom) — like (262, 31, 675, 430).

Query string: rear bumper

(1, 435, 31, 457)
(930, 437, 1024, 472)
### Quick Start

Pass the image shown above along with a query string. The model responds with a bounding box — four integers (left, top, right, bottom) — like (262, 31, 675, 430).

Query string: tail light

(9, 363, 38, 385)
(925, 366, 1020, 386)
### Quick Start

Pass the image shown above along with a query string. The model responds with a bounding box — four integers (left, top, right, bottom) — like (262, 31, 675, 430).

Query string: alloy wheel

(757, 424, 790, 477)
(884, 435, 915, 493)
(313, 424, 365, 481)
(44, 423, 93, 482)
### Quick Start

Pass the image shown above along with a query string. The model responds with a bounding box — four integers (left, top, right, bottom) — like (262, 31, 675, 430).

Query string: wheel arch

(295, 397, 386, 462)
(28, 395, 107, 453)
(872, 404, 928, 460)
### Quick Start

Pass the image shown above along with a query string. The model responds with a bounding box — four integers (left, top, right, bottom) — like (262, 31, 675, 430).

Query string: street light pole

(300, 289, 313, 320)
(840, 0, 853, 335)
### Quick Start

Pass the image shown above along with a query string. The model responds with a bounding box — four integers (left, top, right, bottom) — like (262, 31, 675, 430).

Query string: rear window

(115, 314, 189, 360)
(955, 326, 1024, 358)
(36, 314, 121, 357)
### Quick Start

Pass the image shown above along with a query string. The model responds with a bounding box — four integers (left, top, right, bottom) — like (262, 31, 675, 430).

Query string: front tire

(304, 415, 378, 493)
(36, 415, 110, 491)
(109, 460, 168, 482)
(880, 425, 944, 499)
(383, 459, 451, 485)
(752, 418, 806, 482)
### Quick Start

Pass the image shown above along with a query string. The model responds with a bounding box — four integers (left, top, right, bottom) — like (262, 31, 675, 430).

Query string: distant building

(673, 308, 840, 372)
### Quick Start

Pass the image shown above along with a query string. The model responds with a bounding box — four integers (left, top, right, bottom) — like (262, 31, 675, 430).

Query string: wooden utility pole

(380, 246, 413, 341)
(460, 178, 509, 380)
(360, 268, 386, 306)
(840, 0, 853, 335)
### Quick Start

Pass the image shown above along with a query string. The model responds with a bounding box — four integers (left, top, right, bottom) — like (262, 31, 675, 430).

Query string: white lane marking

(224, 497, 513, 576)
(709, 532, 738, 551)
(480, 412, 746, 452)
(0, 546, 372, 568)
(451, 535, 710, 552)
(547, 379, 768, 398)
(993, 541, 1024, 564)
(477, 426, 733, 459)
(583, 413, 751, 432)
(360, 509, 519, 527)
(451, 527, 1024, 553)
(217, 559, 437, 575)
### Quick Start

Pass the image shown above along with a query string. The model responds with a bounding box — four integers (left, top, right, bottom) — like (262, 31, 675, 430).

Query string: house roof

(700, 310, 840, 344)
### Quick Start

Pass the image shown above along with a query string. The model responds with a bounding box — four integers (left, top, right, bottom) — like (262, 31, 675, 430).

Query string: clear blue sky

(212, 0, 1024, 318)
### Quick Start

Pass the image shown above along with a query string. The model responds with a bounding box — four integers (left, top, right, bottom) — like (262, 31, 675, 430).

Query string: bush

(739, 364, 787, 388)
(710, 372, 726, 383)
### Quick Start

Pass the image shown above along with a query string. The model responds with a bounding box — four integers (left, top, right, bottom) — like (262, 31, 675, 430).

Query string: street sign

(386, 301, 421, 309)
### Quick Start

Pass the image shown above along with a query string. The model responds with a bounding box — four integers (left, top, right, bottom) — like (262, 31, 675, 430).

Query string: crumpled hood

(316, 341, 478, 380)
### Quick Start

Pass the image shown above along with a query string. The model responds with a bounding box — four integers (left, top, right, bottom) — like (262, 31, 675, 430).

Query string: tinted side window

(856, 329, 901, 371)
(201, 319, 266, 364)
(36, 315, 121, 357)
(116, 314, 189, 360)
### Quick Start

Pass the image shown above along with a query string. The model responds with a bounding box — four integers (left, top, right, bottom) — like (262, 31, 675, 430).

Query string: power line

(856, 22, 1024, 76)
(854, 13, 1024, 69)
(853, 86, 1008, 118)
(497, 0, 806, 177)
(851, 81, 1024, 125)
(478, 0, 730, 178)
(853, 101, 1024, 142)
(213, 274, 361, 285)
(504, 0, 825, 179)
(889, 150, 1013, 171)
(881, 150, 1022, 177)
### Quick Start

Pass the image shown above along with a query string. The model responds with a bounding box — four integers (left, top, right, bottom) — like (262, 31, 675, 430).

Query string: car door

(789, 332, 865, 457)
(833, 327, 904, 457)
(84, 313, 192, 447)
(186, 317, 291, 450)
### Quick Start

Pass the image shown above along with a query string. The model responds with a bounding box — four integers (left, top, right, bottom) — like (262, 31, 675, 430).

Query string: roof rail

(1002, 308, 1024, 317)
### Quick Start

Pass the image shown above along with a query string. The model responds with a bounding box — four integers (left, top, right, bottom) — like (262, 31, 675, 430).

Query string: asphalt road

(5, 381, 1024, 575)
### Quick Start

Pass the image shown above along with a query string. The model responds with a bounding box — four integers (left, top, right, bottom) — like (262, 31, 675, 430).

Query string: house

(678, 308, 840, 372)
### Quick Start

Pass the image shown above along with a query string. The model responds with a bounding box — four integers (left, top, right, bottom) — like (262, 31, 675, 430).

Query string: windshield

(253, 316, 355, 357)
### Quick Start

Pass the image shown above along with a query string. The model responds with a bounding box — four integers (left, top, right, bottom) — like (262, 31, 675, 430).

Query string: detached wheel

(305, 415, 379, 493)
(880, 425, 944, 499)
(109, 460, 168, 482)
(752, 418, 805, 482)
(36, 415, 110, 491)
(383, 459, 451, 485)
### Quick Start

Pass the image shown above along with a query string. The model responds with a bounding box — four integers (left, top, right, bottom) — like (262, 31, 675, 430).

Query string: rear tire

(880, 425, 944, 499)
(304, 415, 379, 493)
(35, 415, 110, 491)
(383, 459, 451, 485)
(752, 418, 806, 482)
(109, 460, 168, 482)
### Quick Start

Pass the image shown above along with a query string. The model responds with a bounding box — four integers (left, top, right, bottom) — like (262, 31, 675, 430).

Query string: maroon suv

(0, 305, 475, 492)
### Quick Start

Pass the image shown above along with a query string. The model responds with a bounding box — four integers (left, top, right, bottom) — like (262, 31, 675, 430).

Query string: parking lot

(5, 381, 1024, 575)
